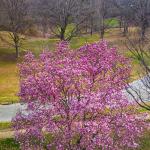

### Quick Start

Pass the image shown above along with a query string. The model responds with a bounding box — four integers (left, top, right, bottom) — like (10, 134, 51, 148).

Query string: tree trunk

(100, 28, 105, 39)
(119, 17, 123, 29)
(141, 21, 147, 41)
(90, 18, 93, 36)
(60, 28, 66, 40)
(42, 25, 47, 38)
(15, 44, 19, 58)
(90, 27, 93, 36)
(123, 21, 128, 36)
(141, 27, 146, 41)
(12, 32, 19, 58)
(42, 18, 48, 38)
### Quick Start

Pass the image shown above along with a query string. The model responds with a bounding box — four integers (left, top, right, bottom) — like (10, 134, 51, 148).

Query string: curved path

(0, 78, 150, 122)
(123, 76, 150, 101)
(0, 103, 25, 122)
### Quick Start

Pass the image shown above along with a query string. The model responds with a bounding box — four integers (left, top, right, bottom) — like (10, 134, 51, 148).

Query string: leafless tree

(121, 0, 150, 111)
(112, 0, 135, 36)
(133, 0, 150, 41)
(95, 0, 110, 39)
(0, 1, 6, 30)
(125, 33, 150, 111)
(112, 0, 150, 40)
(36, 0, 90, 41)
(1, 0, 30, 58)
(76, 0, 95, 35)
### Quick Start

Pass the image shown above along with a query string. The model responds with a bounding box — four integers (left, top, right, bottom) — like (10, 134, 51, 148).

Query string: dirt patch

(0, 130, 14, 139)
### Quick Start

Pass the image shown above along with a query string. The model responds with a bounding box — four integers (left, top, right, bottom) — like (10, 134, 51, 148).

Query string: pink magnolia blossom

(13, 41, 144, 150)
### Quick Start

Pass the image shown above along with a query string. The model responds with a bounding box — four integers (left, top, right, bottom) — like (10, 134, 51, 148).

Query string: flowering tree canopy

(13, 41, 144, 150)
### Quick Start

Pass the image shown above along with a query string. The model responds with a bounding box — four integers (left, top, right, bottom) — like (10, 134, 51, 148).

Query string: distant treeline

(0, 0, 150, 57)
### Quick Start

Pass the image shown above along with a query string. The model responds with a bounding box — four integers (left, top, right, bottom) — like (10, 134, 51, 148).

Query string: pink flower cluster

(13, 41, 144, 150)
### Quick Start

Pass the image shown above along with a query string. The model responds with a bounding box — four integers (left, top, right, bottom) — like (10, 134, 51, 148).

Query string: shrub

(13, 41, 144, 150)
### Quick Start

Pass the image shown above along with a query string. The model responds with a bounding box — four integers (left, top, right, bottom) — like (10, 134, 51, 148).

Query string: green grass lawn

(0, 138, 20, 150)
(105, 18, 120, 28)
(0, 32, 60, 104)
(0, 32, 101, 104)
(0, 29, 142, 104)
(0, 122, 11, 131)
(139, 130, 150, 150)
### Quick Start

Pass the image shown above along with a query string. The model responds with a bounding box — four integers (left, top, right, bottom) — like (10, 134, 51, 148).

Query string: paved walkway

(124, 76, 150, 101)
(0, 103, 25, 122)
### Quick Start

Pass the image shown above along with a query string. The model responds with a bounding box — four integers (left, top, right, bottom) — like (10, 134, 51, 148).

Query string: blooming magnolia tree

(13, 41, 144, 150)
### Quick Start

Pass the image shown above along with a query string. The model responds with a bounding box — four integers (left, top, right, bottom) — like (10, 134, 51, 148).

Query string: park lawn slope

(0, 29, 143, 103)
